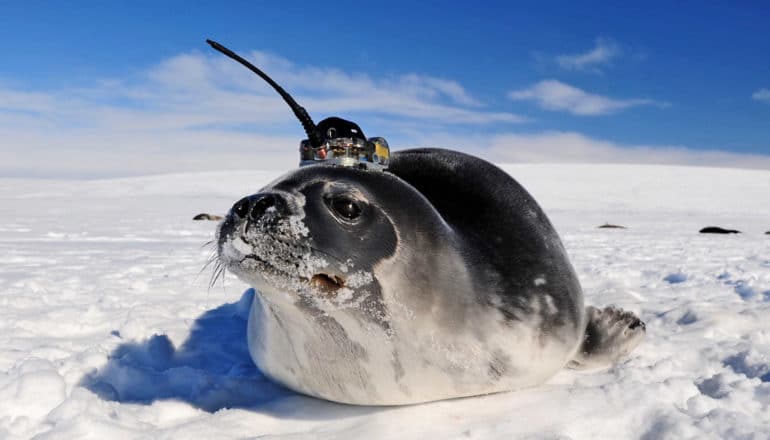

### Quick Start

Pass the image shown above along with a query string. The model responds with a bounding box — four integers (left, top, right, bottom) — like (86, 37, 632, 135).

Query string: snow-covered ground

(1, 163, 769, 439)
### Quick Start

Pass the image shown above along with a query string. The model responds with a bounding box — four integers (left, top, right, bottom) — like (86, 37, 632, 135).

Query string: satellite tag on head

(206, 39, 390, 171)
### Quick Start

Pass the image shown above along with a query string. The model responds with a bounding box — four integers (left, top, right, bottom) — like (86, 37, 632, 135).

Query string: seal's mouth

(217, 211, 353, 298)
(310, 273, 346, 295)
(239, 252, 346, 297)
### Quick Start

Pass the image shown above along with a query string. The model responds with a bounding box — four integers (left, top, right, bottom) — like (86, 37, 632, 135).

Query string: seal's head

(216, 164, 414, 322)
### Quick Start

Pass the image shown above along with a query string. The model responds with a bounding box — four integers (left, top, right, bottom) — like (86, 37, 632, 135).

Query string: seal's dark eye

(329, 197, 361, 221)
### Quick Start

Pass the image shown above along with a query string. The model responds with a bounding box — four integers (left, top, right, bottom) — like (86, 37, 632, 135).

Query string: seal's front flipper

(568, 305, 646, 369)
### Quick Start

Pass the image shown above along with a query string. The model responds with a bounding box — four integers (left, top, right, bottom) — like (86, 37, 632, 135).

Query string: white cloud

(487, 132, 770, 169)
(752, 88, 770, 103)
(0, 89, 56, 113)
(139, 50, 521, 124)
(408, 131, 770, 171)
(0, 49, 767, 179)
(0, 50, 525, 131)
(556, 38, 621, 73)
(508, 80, 664, 116)
(0, 49, 526, 178)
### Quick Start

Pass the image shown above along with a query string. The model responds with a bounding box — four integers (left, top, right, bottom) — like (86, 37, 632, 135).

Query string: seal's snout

(230, 193, 287, 222)
(231, 197, 252, 218)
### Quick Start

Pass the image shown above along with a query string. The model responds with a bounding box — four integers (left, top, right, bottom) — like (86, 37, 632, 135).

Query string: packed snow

(1, 163, 769, 439)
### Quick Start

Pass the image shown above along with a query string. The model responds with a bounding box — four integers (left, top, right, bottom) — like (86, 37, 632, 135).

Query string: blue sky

(1, 1, 769, 178)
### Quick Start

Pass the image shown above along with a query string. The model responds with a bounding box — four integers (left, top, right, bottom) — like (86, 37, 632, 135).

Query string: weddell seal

(208, 40, 646, 405)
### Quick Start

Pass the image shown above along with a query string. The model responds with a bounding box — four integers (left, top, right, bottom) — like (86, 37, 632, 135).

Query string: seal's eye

(329, 196, 362, 221)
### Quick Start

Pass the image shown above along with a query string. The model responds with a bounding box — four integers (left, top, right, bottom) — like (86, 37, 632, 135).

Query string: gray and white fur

(217, 148, 645, 405)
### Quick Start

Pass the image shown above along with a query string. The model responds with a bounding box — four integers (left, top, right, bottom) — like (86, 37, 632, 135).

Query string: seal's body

(217, 149, 645, 405)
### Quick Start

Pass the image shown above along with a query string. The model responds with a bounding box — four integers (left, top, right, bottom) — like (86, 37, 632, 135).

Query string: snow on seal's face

(217, 167, 397, 320)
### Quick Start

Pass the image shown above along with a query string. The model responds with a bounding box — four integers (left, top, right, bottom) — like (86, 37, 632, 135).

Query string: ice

(0, 164, 769, 438)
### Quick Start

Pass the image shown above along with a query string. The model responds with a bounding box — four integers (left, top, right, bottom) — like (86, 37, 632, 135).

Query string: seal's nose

(231, 193, 285, 221)
(232, 197, 252, 218)
(249, 194, 276, 221)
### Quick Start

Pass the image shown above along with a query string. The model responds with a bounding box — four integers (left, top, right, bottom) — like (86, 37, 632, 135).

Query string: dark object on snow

(598, 223, 626, 229)
(193, 213, 224, 221)
(699, 226, 740, 234)
(766, 231, 770, 235)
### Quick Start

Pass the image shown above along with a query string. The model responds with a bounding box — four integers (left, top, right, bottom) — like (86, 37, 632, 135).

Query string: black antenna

(206, 39, 322, 148)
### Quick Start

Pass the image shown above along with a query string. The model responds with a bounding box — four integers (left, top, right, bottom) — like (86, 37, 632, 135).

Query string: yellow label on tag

(374, 142, 390, 159)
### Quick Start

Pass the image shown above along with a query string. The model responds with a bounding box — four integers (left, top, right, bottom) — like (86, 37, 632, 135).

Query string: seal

(193, 213, 224, 221)
(216, 148, 646, 405)
(699, 226, 741, 234)
(204, 39, 646, 405)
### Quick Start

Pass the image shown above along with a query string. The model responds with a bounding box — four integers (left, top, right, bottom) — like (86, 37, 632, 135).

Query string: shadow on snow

(79, 288, 382, 418)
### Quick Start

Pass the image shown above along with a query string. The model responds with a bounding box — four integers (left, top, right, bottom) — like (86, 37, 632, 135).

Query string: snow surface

(1, 163, 769, 439)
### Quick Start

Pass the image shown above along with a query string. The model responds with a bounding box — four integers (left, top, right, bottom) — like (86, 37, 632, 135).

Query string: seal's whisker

(208, 260, 227, 290)
(200, 249, 220, 274)
(193, 244, 222, 288)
